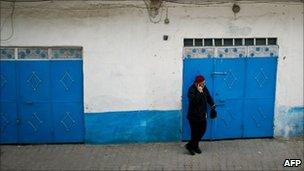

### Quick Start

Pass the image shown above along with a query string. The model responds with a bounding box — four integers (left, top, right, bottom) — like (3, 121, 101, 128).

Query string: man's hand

(210, 108, 217, 119)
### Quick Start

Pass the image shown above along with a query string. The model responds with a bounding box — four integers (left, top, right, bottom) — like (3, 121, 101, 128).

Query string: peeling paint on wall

(274, 106, 304, 137)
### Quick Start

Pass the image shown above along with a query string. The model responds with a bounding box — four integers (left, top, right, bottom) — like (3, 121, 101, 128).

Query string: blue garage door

(0, 47, 84, 144)
(182, 46, 278, 140)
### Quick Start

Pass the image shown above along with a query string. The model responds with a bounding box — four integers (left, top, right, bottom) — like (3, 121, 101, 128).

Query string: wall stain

(275, 106, 304, 137)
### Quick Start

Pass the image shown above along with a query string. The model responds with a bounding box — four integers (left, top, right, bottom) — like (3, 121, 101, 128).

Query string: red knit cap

(195, 75, 205, 83)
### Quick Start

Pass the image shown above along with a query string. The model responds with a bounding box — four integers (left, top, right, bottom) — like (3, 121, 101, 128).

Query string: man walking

(185, 75, 217, 155)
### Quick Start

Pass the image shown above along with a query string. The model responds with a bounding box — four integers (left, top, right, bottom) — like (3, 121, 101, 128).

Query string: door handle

(211, 72, 227, 76)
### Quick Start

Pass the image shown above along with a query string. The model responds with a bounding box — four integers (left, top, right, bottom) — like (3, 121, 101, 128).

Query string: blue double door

(182, 57, 277, 140)
(0, 60, 84, 144)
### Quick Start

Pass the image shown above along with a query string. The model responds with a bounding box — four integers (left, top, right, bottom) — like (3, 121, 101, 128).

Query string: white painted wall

(1, 1, 303, 135)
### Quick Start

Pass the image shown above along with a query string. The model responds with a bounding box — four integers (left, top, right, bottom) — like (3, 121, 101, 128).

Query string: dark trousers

(187, 119, 207, 149)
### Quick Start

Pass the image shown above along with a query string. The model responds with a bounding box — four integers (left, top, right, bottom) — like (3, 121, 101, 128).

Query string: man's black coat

(187, 83, 215, 121)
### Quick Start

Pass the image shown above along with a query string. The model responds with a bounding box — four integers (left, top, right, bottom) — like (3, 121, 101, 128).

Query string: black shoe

(185, 144, 195, 155)
(194, 147, 202, 154)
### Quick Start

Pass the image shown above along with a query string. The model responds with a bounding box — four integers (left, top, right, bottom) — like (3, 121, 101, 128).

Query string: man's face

(197, 81, 206, 87)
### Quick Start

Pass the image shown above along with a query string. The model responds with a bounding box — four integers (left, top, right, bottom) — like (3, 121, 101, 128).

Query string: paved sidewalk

(1, 138, 303, 170)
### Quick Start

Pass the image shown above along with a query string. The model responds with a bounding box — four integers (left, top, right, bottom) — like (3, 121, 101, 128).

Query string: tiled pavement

(1, 138, 303, 170)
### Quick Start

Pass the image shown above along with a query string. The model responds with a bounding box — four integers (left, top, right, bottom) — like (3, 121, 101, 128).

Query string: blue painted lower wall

(275, 106, 304, 137)
(85, 106, 303, 144)
(85, 110, 181, 144)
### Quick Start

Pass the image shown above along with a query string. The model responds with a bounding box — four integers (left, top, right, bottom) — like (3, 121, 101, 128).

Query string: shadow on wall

(275, 106, 304, 137)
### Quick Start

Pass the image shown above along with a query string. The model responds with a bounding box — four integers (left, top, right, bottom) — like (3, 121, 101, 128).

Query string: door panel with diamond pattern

(243, 99, 275, 137)
(18, 61, 52, 143)
(0, 61, 18, 143)
(0, 61, 17, 101)
(0, 102, 18, 143)
(212, 58, 245, 139)
(51, 60, 84, 142)
(243, 57, 277, 137)
(18, 61, 50, 102)
(245, 58, 277, 98)
(50, 61, 83, 102)
(18, 102, 52, 143)
(212, 100, 243, 139)
(53, 103, 84, 142)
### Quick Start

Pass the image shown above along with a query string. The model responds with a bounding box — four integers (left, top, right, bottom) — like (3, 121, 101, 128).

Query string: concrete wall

(1, 0, 303, 139)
